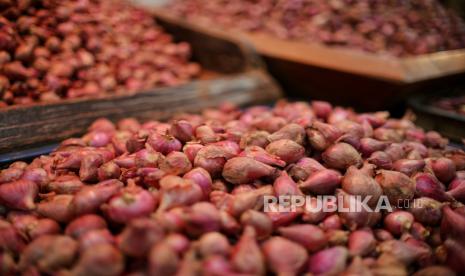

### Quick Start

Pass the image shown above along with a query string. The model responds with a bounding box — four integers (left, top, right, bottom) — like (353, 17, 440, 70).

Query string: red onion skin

(312, 101, 332, 119)
(72, 244, 124, 276)
(410, 222, 430, 241)
(341, 166, 382, 207)
(36, 194, 74, 223)
(348, 229, 376, 257)
(164, 233, 190, 255)
(21, 168, 48, 187)
(375, 170, 415, 204)
(239, 146, 285, 167)
(149, 242, 180, 276)
(444, 239, 465, 274)
(183, 167, 212, 199)
(170, 120, 194, 143)
(265, 139, 305, 164)
(71, 179, 123, 216)
(198, 232, 231, 257)
(231, 226, 265, 275)
(326, 229, 349, 246)
(393, 159, 426, 176)
(262, 237, 308, 275)
(412, 266, 456, 276)
(414, 173, 453, 202)
(278, 224, 327, 252)
(377, 239, 431, 265)
(359, 138, 389, 157)
(44, 174, 83, 194)
(0, 222, 27, 254)
(65, 214, 107, 239)
(384, 211, 414, 236)
(368, 151, 393, 170)
(409, 197, 443, 226)
(299, 169, 342, 195)
(18, 235, 78, 274)
(102, 184, 156, 224)
(0, 167, 24, 184)
(134, 149, 162, 168)
(322, 143, 363, 170)
(441, 205, 465, 243)
(302, 197, 330, 224)
(79, 153, 103, 182)
(288, 157, 325, 182)
(374, 229, 394, 241)
(268, 123, 306, 145)
(337, 189, 381, 230)
(157, 176, 203, 212)
(25, 219, 60, 241)
(117, 218, 164, 258)
(239, 130, 270, 149)
(320, 214, 343, 231)
(0, 179, 38, 210)
(274, 171, 302, 197)
(0, 251, 17, 275)
(147, 133, 182, 155)
(183, 202, 221, 237)
(429, 158, 457, 184)
(308, 246, 348, 275)
(159, 151, 192, 176)
(240, 209, 272, 240)
(447, 182, 465, 202)
(183, 142, 203, 163)
(194, 144, 233, 177)
(222, 157, 277, 185)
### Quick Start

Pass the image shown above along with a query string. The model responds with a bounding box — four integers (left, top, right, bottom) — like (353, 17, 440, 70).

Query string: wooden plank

(152, 9, 465, 83)
(0, 70, 281, 153)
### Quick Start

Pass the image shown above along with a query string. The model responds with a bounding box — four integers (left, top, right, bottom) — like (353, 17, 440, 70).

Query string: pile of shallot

(0, 0, 200, 106)
(169, 0, 465, 56)
(1, 100, 465, 275)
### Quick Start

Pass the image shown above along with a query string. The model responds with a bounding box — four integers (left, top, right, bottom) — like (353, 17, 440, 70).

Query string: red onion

(0, 179, 37, 210)
(320, 214, 342, 231)
(377, 239, 431, 265)
(393, 159, 426, 176)
(239, 130, 270, 149)
(102, 181, 156, 224)
(265, 139, 305, 164)
(0, 167, 24, 184)
(348, 229, 376, 257)
(72, 244, 124, 276)
(414, 173, 453, 202)
(117, 218, 164, 258)
(170, 120, 194, 143)
(157, 176, 203, 212)
(384, 211, 414, 236)
(359, 138, 390, 157)
(71, 179, 123, 216)
(368, 151, 393, 169)
(308, 246, 348, 275)
(429, 158, 457, 184)
(222, 157, 277, 184)
(0, 221, 27, 254)
(274, 171, 302, 197)
(322, 143, 362, 170)
(18, 235, 78, 274)
(183, 142, 203, 163)
(231, 226, 265, 275)
(444, 239, 465, 274)
(262, 236, 308, 275)
(183, 202, 221, 237)
(312, 101, 333, 119)
(375, 170, 415, 204)
(240, 209, 273, 240)
(341, 166, 382, 206)
(183, 167, 212, 199)
(441, 205, 465, 243)
(44, 174, 83, 194)
(409, 197, 443, 226)
(278, 224, 327, 252)
(299, 169, 342, 195)
(268, 123, 306, 145)
(147, 133, 182, 155)
(239, 146, 285, 167)
(65, 214, 107, 239)
(36, 194, 74, 223)
(287, 157, 325, 182)
(198, 232, 231, 257)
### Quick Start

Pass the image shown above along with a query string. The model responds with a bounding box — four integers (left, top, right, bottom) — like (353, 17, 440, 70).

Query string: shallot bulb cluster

(1, 100, 465, 275)
(0, 0, 200, 107)
(169, 0, 465, 56)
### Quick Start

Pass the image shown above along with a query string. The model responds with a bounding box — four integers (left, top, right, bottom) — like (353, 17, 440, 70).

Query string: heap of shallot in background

(1, 100, 465, 275)
(0, 0, 200, 106)
(169, 0, 465, 56)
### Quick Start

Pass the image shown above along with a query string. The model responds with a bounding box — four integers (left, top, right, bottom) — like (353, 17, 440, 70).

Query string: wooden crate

(0, 16, 282, 154)
(151, 9, 465, 111)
